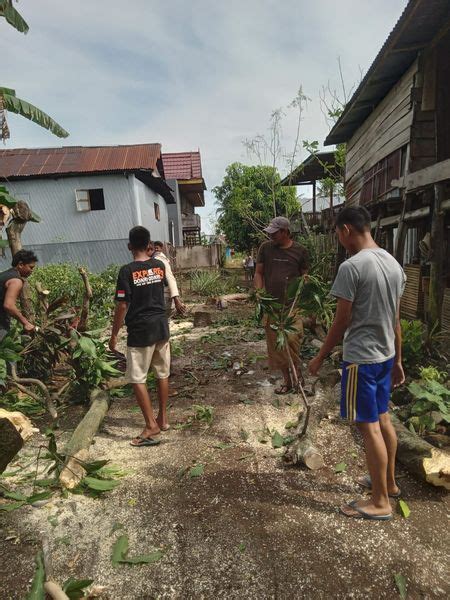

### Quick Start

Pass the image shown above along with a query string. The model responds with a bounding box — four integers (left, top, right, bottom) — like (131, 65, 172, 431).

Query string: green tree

(214, 162, 298, 251)
(0, 1, 68, 140)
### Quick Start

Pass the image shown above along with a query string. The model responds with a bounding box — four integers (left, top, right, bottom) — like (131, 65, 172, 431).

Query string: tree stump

(0, 418, 23, 474)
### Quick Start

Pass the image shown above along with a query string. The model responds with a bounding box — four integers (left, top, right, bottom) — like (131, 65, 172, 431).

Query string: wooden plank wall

(345, 61, 417, 206)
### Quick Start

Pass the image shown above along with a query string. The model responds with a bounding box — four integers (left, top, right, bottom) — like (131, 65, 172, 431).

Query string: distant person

(151, 241, 186, 316)
(109, 227, 170, 446)
(0, 250, 37, 341)
(309, 206, 405, 521)
(254, 217, 308, 394)
(244, 254, 255, 281)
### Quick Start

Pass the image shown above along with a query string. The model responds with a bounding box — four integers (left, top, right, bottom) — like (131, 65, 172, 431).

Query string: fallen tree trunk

(59, 389, 111, 489)
(0, 417, 23, 474)
(391, 413, 450, 490)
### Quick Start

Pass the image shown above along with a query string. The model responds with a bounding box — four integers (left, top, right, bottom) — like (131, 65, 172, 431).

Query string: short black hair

(12, 249, 38, 267)
(335, 206, 371, 234)
(129, 226, 150, 251)
(153, 241, 163, 248)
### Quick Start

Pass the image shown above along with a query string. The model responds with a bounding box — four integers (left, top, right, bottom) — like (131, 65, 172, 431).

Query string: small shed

(325, 0, 450, 328)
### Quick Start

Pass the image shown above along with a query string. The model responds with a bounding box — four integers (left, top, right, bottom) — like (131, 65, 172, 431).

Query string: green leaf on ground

(112, 535, 129, 566)
(271, 398, 281, 409)
(284, 421, 297, 429)
(271, 431, 284, 448)
(27, 491, 53, 504)
(238, 542, 246, 553)
(62, 578, 94, 600)
(83, 476, 121, 492)
(2, 489, 27, 501)
(82, 459, 109, 474)
(0, 501, 25, 511)
(26, 551, 45, 599)
(334, 462, 347, 473)
(394, 573, 407, 599)
(189, 464, 204, 478)
(398, 499, 410, 518)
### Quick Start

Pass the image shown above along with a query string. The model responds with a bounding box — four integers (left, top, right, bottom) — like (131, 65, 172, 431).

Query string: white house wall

(133, 175, 169, 243)
(1, 174, 170, 272)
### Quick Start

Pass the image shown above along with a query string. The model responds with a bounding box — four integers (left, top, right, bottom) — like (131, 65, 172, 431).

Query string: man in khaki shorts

(109, 226, 170, 446)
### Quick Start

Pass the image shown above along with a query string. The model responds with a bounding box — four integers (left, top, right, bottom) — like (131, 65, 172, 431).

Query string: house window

(154, 202, 160, 221)
(75, 189, 105, 212)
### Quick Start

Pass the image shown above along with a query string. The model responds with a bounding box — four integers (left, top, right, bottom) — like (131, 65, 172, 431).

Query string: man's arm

(254, 262, 264, 289)
(109, 301, 128, 352)
(159, 254, 186, 315)
(4, 279, 34, 332)
(392, 304, 405, 387)
(308, 297, 353, 375)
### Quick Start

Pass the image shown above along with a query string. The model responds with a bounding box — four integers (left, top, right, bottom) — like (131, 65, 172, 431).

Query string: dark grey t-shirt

(331, 248, 406, 364)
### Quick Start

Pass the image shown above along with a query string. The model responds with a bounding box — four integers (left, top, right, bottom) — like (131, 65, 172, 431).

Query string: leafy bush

(406, 378, 450, 435)
(401, 319, 424, 369)
(419, 365, 448, 383)
(29, 263, 84, 306)
(190, 269, 238, 297)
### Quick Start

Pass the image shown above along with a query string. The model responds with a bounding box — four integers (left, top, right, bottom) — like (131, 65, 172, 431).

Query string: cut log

(217, 293, 248, 303)
(193, 310, 213, 327)
(391, 414, 450, 490)
(59, 389, 111, 489)
(0, 408, 38, 441)
(283, 388, 331, 470)
(0, 417, 23, 474)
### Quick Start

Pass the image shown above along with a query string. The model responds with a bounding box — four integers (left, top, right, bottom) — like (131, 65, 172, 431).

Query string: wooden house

(325, 0, 450, 329)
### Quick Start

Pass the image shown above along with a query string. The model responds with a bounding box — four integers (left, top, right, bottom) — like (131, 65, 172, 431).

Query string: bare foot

(156, 416, 170, 431)
(340, 498, 392, 519)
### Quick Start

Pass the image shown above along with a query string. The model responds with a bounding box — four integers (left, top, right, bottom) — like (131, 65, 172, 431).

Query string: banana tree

(0, 2, 69, 140)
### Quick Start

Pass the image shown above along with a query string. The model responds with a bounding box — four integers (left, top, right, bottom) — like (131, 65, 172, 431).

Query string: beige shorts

(125, 340, 171, 383)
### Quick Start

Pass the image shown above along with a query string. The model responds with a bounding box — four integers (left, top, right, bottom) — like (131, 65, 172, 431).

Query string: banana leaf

(0, 0, 29, 34)
(1, 89, 68, 138)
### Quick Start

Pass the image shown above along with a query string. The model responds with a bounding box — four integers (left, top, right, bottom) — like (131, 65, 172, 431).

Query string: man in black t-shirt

(0, 250, 37, 341)
(109, 226, 170, 447)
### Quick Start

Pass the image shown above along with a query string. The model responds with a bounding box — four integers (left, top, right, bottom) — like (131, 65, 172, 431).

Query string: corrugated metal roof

(281, 152, 341, 185)
(0, 143, 162, 178)
(325, 0, 450, 146)
(162, 151, 203, 181)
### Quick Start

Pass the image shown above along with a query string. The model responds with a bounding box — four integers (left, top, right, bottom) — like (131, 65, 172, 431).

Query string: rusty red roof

(0, 143, 162, 178)
(162, 151, 203, 181)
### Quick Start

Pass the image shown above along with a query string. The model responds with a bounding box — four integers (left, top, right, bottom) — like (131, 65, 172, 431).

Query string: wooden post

(428, 182, 445, 326)
(329, 185, 333, 210)
(395, 193, 408, 264)
(312, 181, 316, 223)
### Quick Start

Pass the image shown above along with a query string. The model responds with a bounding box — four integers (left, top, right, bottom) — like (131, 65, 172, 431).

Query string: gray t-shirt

(331, 248, 406, 364)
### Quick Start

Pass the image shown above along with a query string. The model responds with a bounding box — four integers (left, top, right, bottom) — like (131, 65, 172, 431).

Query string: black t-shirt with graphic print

(114, 258, 169, 348)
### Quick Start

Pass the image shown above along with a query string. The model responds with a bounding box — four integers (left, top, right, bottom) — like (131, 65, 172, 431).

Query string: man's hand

(308, 355, 324, 376)
(392, 362, 405, 388)
(173, 297, 186, 316)
(109, 334, 118, 353)
(23, 320, 35, 333)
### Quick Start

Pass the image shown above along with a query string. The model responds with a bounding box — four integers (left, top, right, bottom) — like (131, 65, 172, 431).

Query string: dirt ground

(1, 303, 449, 599)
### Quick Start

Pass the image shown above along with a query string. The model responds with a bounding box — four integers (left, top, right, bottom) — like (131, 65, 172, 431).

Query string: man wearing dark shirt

(254, 217, 308, 394)
(0, 249, 37, 341)
(109, 226, 170, 446)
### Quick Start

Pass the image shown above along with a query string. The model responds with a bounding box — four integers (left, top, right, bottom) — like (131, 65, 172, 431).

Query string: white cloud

(1, 0, 408, 231)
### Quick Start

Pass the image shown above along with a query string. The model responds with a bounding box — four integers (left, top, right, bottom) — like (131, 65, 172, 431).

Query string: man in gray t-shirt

(309, 206, 405, 522)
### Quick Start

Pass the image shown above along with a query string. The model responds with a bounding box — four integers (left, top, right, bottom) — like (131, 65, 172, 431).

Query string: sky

(1, 0, 408, 232)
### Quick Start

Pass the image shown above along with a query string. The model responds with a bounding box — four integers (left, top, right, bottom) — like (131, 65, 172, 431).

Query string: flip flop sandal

(358, 474, 402, 498)
(274, 385, 293, 395)
(130, 436, 160, 447)
(340, 500, 393, 521)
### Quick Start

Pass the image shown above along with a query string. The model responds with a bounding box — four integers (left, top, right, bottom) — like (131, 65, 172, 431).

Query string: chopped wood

(43, 581, 69, 600)
(78, 267, 93, 332)
(59, 449, 89, 490)
(0, 417, 23, 474)
(391, 414, 450, 490)
(0, 408, 38, 441)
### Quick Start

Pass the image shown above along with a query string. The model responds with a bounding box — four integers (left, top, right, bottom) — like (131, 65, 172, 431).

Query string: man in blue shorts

(309, 206, 406, 520)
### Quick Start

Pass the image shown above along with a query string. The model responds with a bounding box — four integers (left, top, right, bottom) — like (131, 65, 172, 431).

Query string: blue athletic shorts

(341, 358, 394, 423)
